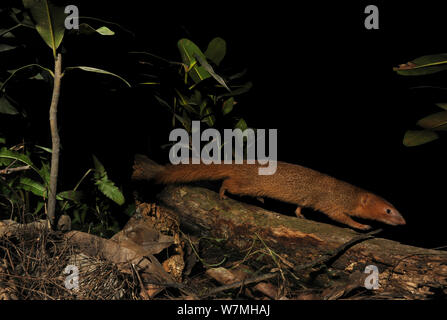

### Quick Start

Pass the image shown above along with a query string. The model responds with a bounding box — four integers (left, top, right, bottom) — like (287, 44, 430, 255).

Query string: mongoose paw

(219, 193, 228, 200)
(356, 224, 372, 231)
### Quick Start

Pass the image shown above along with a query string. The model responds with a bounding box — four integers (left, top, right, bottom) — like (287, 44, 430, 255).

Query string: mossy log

(155, 185, 447, 299)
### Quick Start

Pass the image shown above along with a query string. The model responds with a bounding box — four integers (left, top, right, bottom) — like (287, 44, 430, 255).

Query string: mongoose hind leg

(219, 180, 229, 200)
(295, 206, 305, 218)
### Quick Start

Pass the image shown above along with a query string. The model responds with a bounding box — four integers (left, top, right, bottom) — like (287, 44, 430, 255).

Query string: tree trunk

(47, 53, 63, 227)
(156, 185, 447, 299)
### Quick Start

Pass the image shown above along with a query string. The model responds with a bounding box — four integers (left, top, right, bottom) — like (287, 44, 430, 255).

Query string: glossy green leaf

(205, 37, 226, 66)
(235, 118, 248, 131)
(417, 111, 447, 131)
(0, 138, 5, 144)
(22, 0, 66, 57)
(177, 38, 211, 84)
(194, 53, 230, 92)
(435, 103, 447, 110)
(96, 26, 114, 36)
(0, 96, 19, 115)
(222, 97, 234, 115)
(403, 130, 439, 147)
(78, 23, 114, 36)
(0, 44, 17, 52)
(0, 64, 54, 92)
(394, 53, 447, 76)
(0, 28, 17, 38)
(65, 66, 131, 87)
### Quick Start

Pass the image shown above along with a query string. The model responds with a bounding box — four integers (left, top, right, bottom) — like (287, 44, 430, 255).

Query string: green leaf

(65, 66, 131, 87)
(0, 28, 17, 38)
(235, 118, 248, 131)
(95, 26, 114, 36)
(417, 111, 447, 131)
(177, 38, 211, 84)
(92, 155, 125, 205)
(394, 53, 447, 76)
(403, 130, 439, 147)
(205, 37, 226, 66)
(29, 73, 44, 80)
(194, 53, 230, 92)
(19, 177, 46, 197)
(435, 103, 447, 110)
(57, 190, 83, 202)
(35, 145, 52, 153)
(39, 161, 50, 184)
(0, 138, 5, 144)
(0, 96, 19, 115)
(0, 148, 43, 180)
(95, 179, 125, 205)
(0, 64, 54, 92)
(34, 201, 45, 214)
(92, 155, 106, 180)
(222, 97, 234, 115)
(175, 89, 199, 115)
(22, 0, 66, 57)
(78, 23, 115, 36)
(0, 44, 17, 52)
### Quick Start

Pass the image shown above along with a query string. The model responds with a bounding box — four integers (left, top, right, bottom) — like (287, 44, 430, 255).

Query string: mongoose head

(354, 192, 406, 226)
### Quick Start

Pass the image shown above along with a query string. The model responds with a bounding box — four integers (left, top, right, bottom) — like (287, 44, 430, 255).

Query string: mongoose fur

(132, 155, 406, 230)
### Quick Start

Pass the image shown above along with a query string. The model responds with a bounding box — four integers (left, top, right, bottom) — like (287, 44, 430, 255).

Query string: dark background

(4, 1, 447, 247)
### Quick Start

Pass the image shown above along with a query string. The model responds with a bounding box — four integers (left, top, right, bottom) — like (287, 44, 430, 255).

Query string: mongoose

(132, 155, 406, 230)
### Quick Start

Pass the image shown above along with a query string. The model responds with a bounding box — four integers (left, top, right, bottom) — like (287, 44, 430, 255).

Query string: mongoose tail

(133, 155, 406, 230)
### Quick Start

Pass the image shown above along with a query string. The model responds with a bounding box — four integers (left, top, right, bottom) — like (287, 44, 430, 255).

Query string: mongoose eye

(386, 208, 392, 214)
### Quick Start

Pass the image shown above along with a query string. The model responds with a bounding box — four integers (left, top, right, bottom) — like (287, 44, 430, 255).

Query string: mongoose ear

(360, 193, 370, 207)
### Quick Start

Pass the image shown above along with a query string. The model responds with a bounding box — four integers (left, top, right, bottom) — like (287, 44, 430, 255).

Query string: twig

(199, 230, 382, 299)
(131, 263, 150, 300)
(47, 53, 63, 228)
(0, 165, 31, 175)
(293, 228, 383, 272)
(200, 272, 278, 299)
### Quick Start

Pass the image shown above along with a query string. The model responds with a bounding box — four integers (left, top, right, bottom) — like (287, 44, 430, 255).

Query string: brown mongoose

(132, 155, 406, 230)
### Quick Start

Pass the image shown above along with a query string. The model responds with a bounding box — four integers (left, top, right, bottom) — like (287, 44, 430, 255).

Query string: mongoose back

(133, 155, 406, 230)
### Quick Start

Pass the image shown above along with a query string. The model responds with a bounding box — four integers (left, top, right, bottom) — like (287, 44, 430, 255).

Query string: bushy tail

(132, 154, 165, 180)
(155, 162, 232, 184)
(132, 154, 236, 184)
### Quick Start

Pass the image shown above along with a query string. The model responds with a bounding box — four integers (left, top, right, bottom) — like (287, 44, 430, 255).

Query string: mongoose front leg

(295, 206, 305, 218)
(328, 211, 371, 230)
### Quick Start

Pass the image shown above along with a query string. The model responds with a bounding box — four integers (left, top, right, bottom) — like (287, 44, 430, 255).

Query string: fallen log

(155, 184, 447, 299)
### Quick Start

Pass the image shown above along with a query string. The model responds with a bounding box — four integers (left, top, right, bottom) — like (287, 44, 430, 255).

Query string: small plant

(0, 1, 130, 227)
(0, 143, 125, 236)
(394, 53, 447, 146)
(134, 37, 252, 134)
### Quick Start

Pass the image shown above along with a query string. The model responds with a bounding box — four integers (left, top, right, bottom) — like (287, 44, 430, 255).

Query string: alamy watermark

(168, 121, 278, 175)
(64, 264, 79, 291)
(364, 264, 380, 290)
